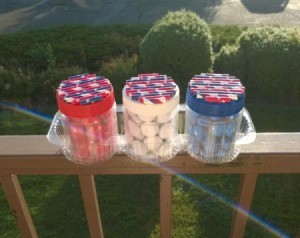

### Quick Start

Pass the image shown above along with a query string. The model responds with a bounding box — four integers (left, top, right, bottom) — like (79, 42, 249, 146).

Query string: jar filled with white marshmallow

(123, 73, 180, 163)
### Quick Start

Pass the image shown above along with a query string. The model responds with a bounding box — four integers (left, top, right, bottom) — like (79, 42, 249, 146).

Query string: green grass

(246, 103, 300, 132)
(0, 109, 50, 135)
(0, 103, 299, 237)
(245, 174, 300, 238)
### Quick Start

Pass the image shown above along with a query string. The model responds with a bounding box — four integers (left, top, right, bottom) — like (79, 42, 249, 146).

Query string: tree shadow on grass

(0, 0, 224, 33)
(0, 0, 39, 13)
(241, 0, 289, 13)
(137, 0, 224, 24)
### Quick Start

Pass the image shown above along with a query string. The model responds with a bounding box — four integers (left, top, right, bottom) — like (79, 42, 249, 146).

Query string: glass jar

(123, 74, 180, 163)
(55, 74, 118, 164)
(185, 73, 246, 163)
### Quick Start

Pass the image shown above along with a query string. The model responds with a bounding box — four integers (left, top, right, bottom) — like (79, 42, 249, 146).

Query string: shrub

(215, 27, 300, 105)
(100, 54, 139, 104)
(210, 25, 247, 54)
(0, 24, 150, 72)
(26, 43, 56, 72)
(0, 67, 33, 103)
(139, 9, 213, 100)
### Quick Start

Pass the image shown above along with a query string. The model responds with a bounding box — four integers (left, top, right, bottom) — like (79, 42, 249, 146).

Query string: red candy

(56, 74, 117, 164)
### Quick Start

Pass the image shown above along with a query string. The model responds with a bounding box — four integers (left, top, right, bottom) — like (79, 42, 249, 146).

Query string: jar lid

(122, 73, 180, 116)
(56, 73, 115, 118)
(186, 73, 245, 117)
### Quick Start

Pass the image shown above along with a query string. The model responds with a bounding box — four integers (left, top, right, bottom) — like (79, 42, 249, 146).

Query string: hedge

(1, 23, 299, 107)
(0, 24, 149, 73)
(215, 27, 300, 105)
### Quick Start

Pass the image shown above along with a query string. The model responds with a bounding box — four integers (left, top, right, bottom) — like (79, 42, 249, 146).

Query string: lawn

(0, 103, 299, 237)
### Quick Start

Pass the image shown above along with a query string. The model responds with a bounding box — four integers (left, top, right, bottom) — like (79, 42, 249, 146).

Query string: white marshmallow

(130, 140, 148, 155)
(128, 120, 142, 138)
(156, 112, 172, 124)
(143, 136, 162, 151)
(129, 112, 143, 124)
(156, 143, 173, 157)
(141, 123, 159, 137)
(159, 122, 175, 139)
(138, 114, 156, 122)
(134, 132, 144, 141)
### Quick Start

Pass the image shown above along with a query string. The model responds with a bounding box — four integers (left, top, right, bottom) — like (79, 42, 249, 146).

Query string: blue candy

(185, 124, 193, 135)
(226, 121, 237, 137)
(193, 125, 205, 141)
(212, 124, 224, 137)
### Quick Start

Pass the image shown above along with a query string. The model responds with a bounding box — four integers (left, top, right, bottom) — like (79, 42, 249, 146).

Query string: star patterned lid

(124, 73, 178, 105)
(56, 73, 115, 118)
(186, 73, 245, 117)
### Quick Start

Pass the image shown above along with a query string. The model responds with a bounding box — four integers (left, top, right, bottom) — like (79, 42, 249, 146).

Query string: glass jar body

(123, 105, 179, 163)
(60, 104, 118, 164)
(185, 106, 244, 163)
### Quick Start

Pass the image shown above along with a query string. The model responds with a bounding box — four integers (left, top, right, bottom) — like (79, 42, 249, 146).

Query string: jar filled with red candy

(56, 73, 118, 164)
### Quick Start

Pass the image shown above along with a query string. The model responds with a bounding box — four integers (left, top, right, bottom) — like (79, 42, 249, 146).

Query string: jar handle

(236, 108, 256, 145)
(46, 111, 64, 146)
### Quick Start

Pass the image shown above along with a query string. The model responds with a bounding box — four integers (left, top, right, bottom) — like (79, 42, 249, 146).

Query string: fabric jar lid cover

(122, 73, 180, 116)
(56, 73, 115, 118)
(186, 73, 245, 117)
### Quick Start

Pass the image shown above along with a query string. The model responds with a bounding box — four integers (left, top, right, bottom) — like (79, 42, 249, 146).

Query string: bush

(100, 54, 139, 104)
(27, 43, 56, 72)
(215, 27, 300, 105)
(0, 67, 33, 103)
(0, 24, 150, 72)
(210, 25, 247, 54)
(139, 9, 213, 100)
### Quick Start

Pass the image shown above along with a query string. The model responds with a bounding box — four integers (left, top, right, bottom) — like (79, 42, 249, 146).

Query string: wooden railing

(1, 133, 300, 238)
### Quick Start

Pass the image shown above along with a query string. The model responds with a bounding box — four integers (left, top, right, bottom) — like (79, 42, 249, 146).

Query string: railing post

(160, 174, 172, 238)
(79, 174, 104, 238)
(230, 173, 258, 238)
(0, 174, 38, 238)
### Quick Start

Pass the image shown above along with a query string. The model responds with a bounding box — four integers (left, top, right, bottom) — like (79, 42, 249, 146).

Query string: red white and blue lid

(186, 73, 245, 117)
(124, 73, 178, 104)
(122, 73, 180, 116)
(56, 73, 115, 118)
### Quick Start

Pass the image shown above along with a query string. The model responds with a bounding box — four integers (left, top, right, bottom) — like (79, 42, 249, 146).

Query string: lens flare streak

(153, 162, 291, 238)
(0, 102, 53, 123)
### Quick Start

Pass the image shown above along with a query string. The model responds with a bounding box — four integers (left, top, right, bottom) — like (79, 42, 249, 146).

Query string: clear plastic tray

(47, 108, 255, 164)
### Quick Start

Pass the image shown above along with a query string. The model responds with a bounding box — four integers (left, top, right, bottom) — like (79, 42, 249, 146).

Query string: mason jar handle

(236, 108, 256, 145)
(46, 111, 64, 146)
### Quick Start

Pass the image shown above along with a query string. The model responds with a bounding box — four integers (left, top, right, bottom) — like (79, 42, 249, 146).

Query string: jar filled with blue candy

(185, 73, 250, 163)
